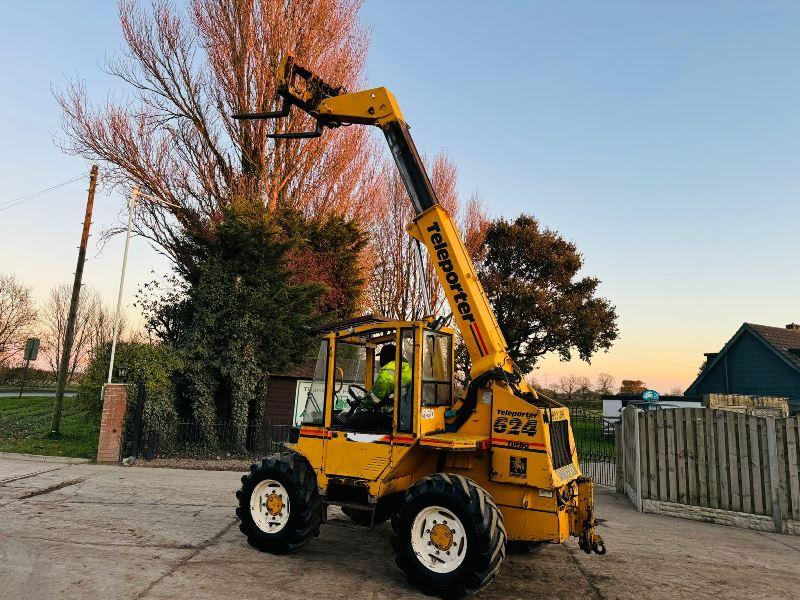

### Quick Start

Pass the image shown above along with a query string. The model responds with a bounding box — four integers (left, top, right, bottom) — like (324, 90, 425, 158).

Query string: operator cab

(299, 314, 454, 438)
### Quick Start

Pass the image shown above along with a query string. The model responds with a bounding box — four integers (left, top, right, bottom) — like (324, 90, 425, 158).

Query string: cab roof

(312, 313, 453, 336)
(311, 313, 392, 334)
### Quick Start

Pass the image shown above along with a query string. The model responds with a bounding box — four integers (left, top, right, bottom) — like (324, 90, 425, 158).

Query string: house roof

(686, 323, 800, 394)
(748, 324, 800, 370)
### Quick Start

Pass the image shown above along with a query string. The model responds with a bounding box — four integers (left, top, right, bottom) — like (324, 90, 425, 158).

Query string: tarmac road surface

(1, 455, 799, 599)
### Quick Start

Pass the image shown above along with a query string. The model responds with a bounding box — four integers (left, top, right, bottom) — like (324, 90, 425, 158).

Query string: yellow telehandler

(233, 57, 605, 598)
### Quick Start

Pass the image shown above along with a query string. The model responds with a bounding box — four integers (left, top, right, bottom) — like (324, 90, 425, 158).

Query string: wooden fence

(618, 405, 800, 534)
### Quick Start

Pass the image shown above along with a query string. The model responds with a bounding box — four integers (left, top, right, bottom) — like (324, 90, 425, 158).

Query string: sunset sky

(1, 1, 798, 393)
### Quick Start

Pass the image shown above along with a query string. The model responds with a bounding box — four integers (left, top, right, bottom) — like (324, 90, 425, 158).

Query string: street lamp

(106, 187, 180, 383)
(115, 361, 128, 383)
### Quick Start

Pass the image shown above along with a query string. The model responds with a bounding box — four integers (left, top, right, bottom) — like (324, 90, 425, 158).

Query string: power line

(610, 349, 697, 370)
(0, 172, 88, 212)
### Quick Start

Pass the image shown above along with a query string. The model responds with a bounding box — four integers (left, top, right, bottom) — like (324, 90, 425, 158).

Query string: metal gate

(567, 403, 618, 487)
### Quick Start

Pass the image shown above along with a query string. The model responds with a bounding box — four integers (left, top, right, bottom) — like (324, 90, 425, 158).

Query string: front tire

(391, 473, 506, 598)
(235, 453, 321, 554)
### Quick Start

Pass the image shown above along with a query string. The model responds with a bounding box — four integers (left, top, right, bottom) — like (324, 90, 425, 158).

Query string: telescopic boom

(235, 56, 533, 389)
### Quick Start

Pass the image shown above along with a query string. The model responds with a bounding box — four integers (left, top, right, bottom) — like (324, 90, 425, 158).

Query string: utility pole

(51, 165, 98, 435)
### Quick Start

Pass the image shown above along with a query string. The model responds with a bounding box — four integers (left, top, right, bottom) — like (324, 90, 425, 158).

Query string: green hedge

(77, 342, 183, 451)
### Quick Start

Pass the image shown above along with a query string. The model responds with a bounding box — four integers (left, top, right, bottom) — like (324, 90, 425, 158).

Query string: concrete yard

(1, 455, 798, 599)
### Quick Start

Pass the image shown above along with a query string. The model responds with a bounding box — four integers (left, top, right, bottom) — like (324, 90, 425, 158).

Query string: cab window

(422, 332, 452, 406)
(301, 340, 328, 425)
(333, 342, 367, 415)
(333, 329, 397, 433)
(397, 329, 415, 432)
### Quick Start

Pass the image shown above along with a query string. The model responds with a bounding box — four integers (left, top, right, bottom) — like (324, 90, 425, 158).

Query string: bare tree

(56, 0, 378, 263)
(88, 301, 129, 358)
(367, 153, 489, 320)
(41, 284, 124, 382)
(462, 192, 491, 265)
(558, 374, 580, 401)
(0, 274, 38, 366)
(596, 372, 615, 395)
(575, 376, 593, 401)
(668, 385, 685, 396)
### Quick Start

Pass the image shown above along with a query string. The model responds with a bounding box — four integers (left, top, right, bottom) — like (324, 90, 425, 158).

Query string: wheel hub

(250, 479, 291, 533)
(430, 523, 454, 551)
(266, 492, 284, 516)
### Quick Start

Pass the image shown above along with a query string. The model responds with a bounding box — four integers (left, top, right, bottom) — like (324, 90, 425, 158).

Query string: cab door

(324, 430, 393, 480)
(323, 338, 393, 480)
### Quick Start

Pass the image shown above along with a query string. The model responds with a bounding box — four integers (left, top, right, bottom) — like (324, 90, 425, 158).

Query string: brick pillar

(97, 384, 128, 463)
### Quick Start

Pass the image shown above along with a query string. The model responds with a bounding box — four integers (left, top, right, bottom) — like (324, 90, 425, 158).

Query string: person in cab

(364, 344, 412, 407)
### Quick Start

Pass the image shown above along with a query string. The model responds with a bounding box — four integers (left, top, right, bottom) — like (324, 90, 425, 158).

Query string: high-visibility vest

(371, 360, 412, 401)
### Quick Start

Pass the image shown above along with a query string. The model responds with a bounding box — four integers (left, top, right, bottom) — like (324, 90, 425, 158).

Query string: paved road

(1, 456, 798, 599)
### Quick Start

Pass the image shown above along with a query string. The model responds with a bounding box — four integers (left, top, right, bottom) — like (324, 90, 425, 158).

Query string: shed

(262, 361, 316, 426)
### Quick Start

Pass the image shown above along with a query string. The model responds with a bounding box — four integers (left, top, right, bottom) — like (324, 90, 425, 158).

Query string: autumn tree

(57, 0, 382, 432)
(620, 379, 647, 395)
(57, 0, 378, 268)
(280, 210, 368, 319)
(476, 214, 618, 374)
(367, 153, 489, 320)
(0, 274, 37, 366)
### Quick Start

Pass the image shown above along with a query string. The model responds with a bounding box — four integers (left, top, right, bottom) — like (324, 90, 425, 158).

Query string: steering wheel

(347, 384, 370, 409)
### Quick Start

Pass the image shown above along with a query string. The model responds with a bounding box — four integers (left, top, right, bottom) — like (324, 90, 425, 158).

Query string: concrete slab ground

(0, 456, 798, 599)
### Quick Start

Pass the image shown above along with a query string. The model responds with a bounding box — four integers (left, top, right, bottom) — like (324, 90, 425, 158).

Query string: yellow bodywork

(286, 317, 601, 547)
(259, 55, 604, 553)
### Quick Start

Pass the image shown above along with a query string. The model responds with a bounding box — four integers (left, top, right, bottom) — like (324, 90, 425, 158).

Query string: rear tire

(391, 473, 506, 598)
(235, 453, 321, 554)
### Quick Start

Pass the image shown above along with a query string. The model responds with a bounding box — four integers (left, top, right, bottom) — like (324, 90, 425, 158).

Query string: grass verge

(0, 396, 98, 459)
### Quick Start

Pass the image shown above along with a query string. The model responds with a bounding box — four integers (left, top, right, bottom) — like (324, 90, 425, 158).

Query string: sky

(1, 1, 799, 393)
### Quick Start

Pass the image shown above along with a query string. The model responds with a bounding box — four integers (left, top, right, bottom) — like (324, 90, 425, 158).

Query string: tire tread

(391, 473, 506, 598)
(235, 452, 321, 554)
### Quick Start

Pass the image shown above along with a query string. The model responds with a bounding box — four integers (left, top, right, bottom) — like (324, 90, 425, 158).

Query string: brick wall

(97, 384, 128, 463)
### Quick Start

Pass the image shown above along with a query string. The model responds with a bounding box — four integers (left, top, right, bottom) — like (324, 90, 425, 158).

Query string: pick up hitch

(579, 526, 607, 555)
(572, 476, 607, 555)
